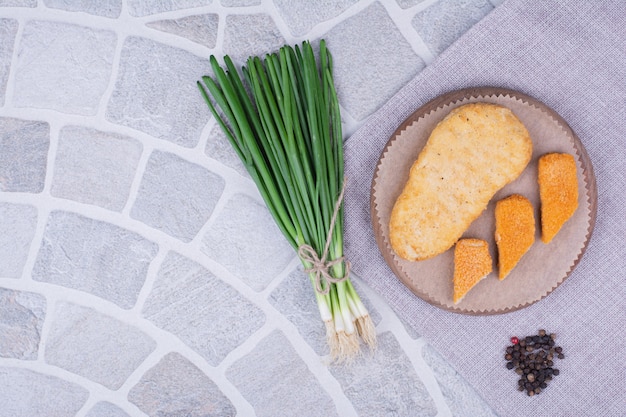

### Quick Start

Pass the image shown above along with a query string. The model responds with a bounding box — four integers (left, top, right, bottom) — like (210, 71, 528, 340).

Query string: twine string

(298, 178, 351, 295)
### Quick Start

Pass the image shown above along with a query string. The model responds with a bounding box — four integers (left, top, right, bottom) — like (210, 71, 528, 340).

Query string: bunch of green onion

(198, 40, 376, 361)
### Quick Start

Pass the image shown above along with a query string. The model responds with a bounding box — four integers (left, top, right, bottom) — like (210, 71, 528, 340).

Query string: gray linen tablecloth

(343, 1, 625, 416)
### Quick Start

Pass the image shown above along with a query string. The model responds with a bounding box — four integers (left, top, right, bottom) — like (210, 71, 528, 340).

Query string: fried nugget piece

(494, 194, 535, 280)
(389, 103, 533, 261)
(453, 238, 492, 304)
(538, 153, 578, 243)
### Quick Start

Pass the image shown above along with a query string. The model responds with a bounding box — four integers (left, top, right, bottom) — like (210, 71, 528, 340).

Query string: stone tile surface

(273, 0, 358, 36)
(0, 18, 17, 105)
(413, 0, 494, 55)
(106, 36, 210, 148)
(223, 14, 285, 67)
(32, 211, 159, 309)
(42, 0, 122, 18)
(422, 344, 498, 417)
(221, 0, 260, 6)
(131, 150, 224, 242)
(13, 21, 116, 115)
(324, 2, 425, 121)
(84, 402, 130, 417)
(205, 123, 248, 177)
(201, 193, 294, 291)
(0, 367, 88, 417)
(0, 289, 46, 360)
(0, 117, 49, 193)
(329, 331, 438, 417)
(396, 0, 429, 8)
(147, 14, 219, 48)
(127, 0, 212, 17)
(45, 302, 156, 390)
(142, 251, 265, 366)
(0, 0, 36, 5)
(129, 352, 235, 416)
(51, 126, 143, 212)
(0, 202, 37, 278)
(226, 330, 338, 417)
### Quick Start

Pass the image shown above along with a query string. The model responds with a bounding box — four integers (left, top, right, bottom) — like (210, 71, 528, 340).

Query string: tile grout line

(382, 0, 437, 65)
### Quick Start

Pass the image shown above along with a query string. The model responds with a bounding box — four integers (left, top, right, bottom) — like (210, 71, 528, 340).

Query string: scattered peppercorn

(504, 329, 564, 396)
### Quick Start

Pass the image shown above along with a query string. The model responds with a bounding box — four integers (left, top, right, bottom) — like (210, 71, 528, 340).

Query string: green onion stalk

(197, 40, 376, 362)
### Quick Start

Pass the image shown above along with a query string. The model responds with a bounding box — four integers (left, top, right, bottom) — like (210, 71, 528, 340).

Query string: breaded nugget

(538, 153, 578, 243)
(389, 103, 533, 261)
(453, 238, 492, 304)
(494, 194, 535, 280)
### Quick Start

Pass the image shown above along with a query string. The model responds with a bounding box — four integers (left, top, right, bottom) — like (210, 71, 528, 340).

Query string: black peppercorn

(504, 329, 564, 396)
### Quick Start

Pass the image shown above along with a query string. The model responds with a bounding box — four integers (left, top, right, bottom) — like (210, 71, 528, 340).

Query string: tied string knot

(298, 244, 351, 295)
(298, 178, 350, 295)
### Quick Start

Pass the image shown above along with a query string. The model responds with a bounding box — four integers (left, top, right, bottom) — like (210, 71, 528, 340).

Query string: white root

(325, 320, 340, 360)
(336, 330, 360, 363)
(356, 314, 377, 351)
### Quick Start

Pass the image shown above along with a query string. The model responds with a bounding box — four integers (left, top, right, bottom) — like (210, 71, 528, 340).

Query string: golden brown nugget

(389, 103, 533, 261)
(494, 194, 535, 280)
(453, 238, 492, 304)
(538, 153, 579, 243)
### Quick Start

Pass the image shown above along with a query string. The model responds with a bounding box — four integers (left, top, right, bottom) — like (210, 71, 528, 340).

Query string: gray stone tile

(51, 126, 142, 212)
(127, 0, 212, 17)
(221, 0, 260, 6)
(13, 21, 116, 115)
(32, 211, 159, 309)
(142, 251, 265, 366)
(0, 203, 37, 278)
(131, 150, 224, 242)
(273, 0, 358, 36)
(324, 2, 425, 121)
(205, 122, 248, 177)
(223, 14, 285, 67)
(226, 330, 338, 417)
(0, 288, 46, 360)
(422, 344, 497, 417)
(269, 266, 381, 356)
(106, 36, 210, 148)
(129, 352, 235, 417)
(396, 0, 428, 8)
(45, 302, 156, 390)
(0, 117, 49, 193)
(42, 0, 122, 18)
(412, 0, 494, 56)
(147, 14, 219, 48)
(201, 193, 293, 291)
(0, 0, 36, 5)
(85, 402, 130, 417)
(268, 266, 329, 356)
(0, 18, 17, 105)
(0, 367, 88, 417)
(329, 331, 437, 417)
